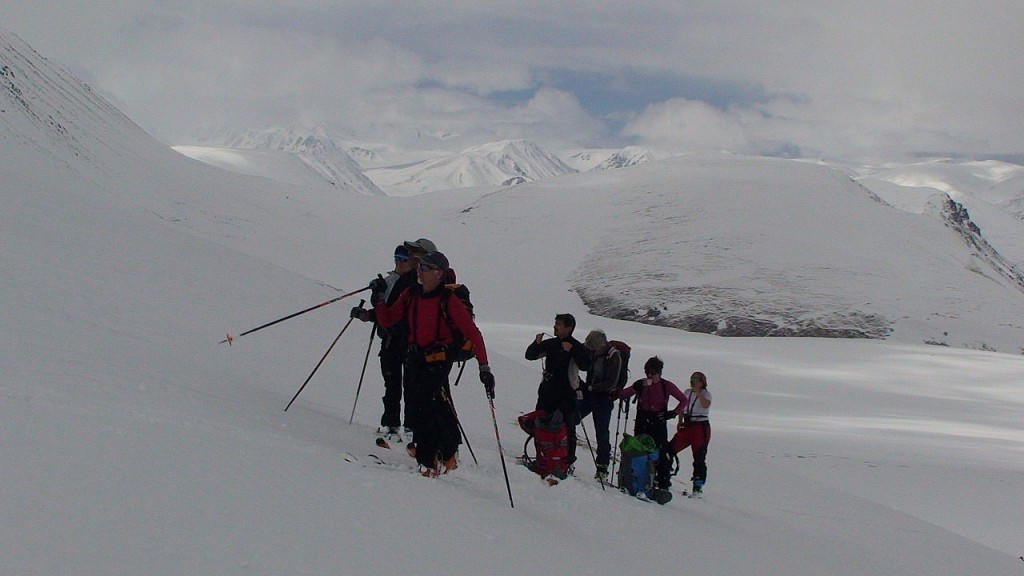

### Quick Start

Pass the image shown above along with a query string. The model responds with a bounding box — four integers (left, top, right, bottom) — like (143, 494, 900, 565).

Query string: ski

(341, 451, 412, 472)
(375, 437, 391, 449)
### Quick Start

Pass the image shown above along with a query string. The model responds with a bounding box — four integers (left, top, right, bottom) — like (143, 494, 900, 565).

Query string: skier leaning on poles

(372, 251, 495, 477)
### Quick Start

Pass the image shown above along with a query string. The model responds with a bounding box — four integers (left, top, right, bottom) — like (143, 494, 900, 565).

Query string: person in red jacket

(373, 251, 494, 477)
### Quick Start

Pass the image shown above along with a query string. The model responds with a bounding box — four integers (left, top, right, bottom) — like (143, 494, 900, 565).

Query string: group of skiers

(351, 239, 711, 503)
(525, 313, 712, 503)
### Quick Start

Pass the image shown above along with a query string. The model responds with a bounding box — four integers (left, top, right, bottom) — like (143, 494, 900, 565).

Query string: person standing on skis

(352, 240, 438, 443)
(615, 356, 687, 502)
(373, 251, 494, 477)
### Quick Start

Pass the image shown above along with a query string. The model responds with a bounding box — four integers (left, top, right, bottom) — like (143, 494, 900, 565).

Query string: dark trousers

(379, 342, 410, 429)
(577, 393, 614, 468)
(634, 411, 672, 490)
(406, 360, 460, 468)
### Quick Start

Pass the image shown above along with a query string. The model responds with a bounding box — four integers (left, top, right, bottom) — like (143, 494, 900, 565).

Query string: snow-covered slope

(3, 25, 1023, 576)
(364, 139, 576, 195)
(458, 153, 1024, 351)
(182, 125, 385, 195)
(844, 158, 1024, 269)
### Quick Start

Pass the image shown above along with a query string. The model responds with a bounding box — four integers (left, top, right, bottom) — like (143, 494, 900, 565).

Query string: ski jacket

(616, 377, 686, 414)
(526, 336, 591, 413)
(374, 284, 488, 366)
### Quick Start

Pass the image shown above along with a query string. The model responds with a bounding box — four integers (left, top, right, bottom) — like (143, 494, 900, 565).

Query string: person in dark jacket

(373, 251, 494, 477)
(615, 356, 687, 500)
(525, 313, 591, 471)
(352, 244, 418, 440)
(579, 329, 621, 481)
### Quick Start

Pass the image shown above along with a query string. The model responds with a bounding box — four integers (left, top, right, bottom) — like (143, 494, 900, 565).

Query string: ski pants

(670, 420, 711, 483)
(379, 340, 411, 429)
(577, 393, 614, 469)
(406, 360, 460, 468)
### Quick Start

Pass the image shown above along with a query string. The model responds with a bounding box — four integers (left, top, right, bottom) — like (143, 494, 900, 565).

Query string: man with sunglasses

(351, 244, 419, 443)
(373, 251, 494, 477)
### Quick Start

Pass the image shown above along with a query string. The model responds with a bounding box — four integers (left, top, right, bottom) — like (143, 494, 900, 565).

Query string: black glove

(479, 366, 495, 399)
(350, 306, 369, 321)
(657, 410, 678, 422)
(368, 275, 387, 295)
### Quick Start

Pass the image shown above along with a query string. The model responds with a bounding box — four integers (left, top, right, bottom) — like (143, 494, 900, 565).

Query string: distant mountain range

(181, 125, 660, 195)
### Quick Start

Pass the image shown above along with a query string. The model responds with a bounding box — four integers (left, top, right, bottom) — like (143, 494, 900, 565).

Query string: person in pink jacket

(615, 356, 687, 500)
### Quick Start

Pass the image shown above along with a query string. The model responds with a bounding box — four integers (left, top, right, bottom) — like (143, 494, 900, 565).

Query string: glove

(368, 276, 387, 295)
(479, 365, 495, 399)
(350, 306, 369, 321)
(657, 409, 678, 422)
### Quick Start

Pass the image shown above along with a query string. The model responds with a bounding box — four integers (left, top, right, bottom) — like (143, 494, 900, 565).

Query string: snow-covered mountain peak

(364, 138, 575, 195)
(182, 125, 385, 195)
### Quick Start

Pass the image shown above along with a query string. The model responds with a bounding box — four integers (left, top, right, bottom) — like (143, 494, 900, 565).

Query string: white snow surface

(3, 25, 1024, 575)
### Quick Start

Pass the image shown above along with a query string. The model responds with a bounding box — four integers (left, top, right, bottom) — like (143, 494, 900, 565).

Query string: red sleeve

(445, 294, 489, 366)
(374, 286, 410, 329)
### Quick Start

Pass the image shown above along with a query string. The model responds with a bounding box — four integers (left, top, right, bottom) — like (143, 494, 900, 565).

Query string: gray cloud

(5, 1, 1023, 160)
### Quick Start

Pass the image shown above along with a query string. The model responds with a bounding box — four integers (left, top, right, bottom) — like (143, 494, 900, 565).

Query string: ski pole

(221, 285, 371, 344)
(487, 397, 515, 509)
(348, 321, 378, 425)
(610, 397, 626, 481)
(610, 399, 624, 482)
(579, 418, 605, 490)
(284, 303, 363, 411)
(442, 383, 478, 466)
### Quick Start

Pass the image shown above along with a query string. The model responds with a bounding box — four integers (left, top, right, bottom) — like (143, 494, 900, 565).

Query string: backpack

(517, 409, 570, 480)
(439, 283, 474, 362)
(617, 433, 658, 498)
(608, 340, 631, 390)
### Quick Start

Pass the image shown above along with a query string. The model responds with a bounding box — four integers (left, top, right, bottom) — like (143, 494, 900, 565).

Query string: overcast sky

(5, 1, 1023, 160)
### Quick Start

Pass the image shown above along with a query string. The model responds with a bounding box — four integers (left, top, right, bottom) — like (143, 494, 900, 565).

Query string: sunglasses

(395, 255, 410, 262)
(417, 263, 440, 272)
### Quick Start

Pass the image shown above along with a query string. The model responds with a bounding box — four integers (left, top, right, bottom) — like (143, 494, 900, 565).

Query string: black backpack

(440, 283, 474, 362)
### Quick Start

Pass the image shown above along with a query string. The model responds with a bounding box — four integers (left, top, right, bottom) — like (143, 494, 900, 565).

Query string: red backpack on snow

(517, 409, 570, 480)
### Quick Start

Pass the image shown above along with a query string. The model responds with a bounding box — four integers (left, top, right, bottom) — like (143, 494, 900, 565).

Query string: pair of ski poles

(222, 285, 515, 508)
